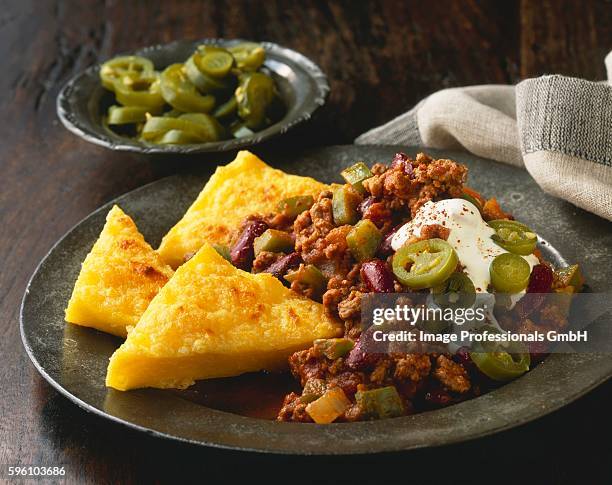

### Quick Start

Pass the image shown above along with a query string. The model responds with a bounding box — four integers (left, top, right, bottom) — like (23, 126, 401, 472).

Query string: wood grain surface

(1, 1, 610, 483)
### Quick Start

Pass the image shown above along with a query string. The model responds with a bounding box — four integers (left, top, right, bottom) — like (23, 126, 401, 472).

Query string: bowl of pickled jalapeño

(57, 39, 329, 154)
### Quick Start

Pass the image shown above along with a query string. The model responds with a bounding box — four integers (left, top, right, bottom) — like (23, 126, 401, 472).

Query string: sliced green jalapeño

(490, 253, 531, 293)
(392, 238, 458, 289)
(469, 331, 531, 381)
(433, 272, 476, 308)
(489, 219, 537, 255)
(160, 64, 215, 113)
(100, 55, 154, 91)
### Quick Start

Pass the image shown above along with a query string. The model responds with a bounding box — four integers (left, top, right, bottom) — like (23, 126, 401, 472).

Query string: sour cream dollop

(391, 199, 538, 294)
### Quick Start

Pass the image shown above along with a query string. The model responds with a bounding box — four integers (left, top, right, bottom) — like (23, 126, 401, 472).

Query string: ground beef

(370, 162, 388, 176)
(327, 371, 363, 397)
(277, 392, 313, 422)
(293, 191, 335, 257)
(419, 223, 451, 241)
(252, 251, 282, 273)
(322, 263, 362, 319)
(362, 152, 467, 217)
(361, 200, 393, 230)
(338, 290, 363, 320)
(288, 348, 327, 386)
(394, 354, 432, 382)
(369, 358, 393, 386)
(263, 211, 298, 232)
(433, 355, 470, 393)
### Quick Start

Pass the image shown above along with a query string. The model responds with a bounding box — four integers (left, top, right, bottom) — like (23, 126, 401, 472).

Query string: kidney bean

(514, 264, 554, 318)
(361, 259, 395, 293)
(359, 198, 392, 228)
(358, 196, 377, 216)
(452, 346, 472, 366)
(390, 152, 413, 177)
(230, 220, 268, 270)
(390, 152, 409, 169)
(424, 385, 453, 407)
(378, 225, 401, 257)
(527, 264, 553, 293)
(264, 252, 303, 282)
(345, 333, 383, 370)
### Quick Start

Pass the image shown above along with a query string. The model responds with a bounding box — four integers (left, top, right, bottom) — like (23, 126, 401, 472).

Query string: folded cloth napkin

(355, 51, 612, 222)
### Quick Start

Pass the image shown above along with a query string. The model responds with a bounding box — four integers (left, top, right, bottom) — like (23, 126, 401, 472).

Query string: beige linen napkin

(355, 51, 612, 221)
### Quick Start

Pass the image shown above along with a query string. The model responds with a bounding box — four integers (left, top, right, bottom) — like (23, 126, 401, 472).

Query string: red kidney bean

(453, 346, 472, 366)
(527, 264, 553, 293)
(327, 371, 362, 397)
(358, 196, 377, 216)
(424, 384, 453, 407)
(360, 198, 392, 228)
(361, 259, 395, 293)
(390, 152, 413, 177)
(230, 220, 268, 270)
(345, 330, 384, 371)
(514, 264, 554, 318)
(390, 152, 409, 169)
(264, 252, 302, 282)
(378, 225, 401, 257)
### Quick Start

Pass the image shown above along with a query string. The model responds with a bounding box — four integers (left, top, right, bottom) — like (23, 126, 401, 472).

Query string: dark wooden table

(2, 1, 611, 483)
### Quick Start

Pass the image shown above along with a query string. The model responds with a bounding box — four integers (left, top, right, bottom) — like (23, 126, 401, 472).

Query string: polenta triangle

(157, 150, 327, 268)
(106, 244, 341, 391)
(65, 205, 173, 338)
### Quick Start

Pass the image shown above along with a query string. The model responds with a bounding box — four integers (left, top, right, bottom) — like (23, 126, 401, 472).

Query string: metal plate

(20, 146, 612, 454)
(56, 39, 329, 154)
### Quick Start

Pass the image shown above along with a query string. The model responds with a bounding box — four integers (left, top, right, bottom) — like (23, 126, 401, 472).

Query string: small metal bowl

(56, 39, 329, 154)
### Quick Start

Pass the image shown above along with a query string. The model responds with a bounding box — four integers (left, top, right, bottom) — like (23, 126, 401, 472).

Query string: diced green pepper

(212, 244, 231, 262)
(332, 185, 361, 226)
(284, 264, 327, 296)
(341, 162, 372, 194)
(346, 219, 382, 262)
(313, 338, 355, 360)
(554, 264, 584, 292)
(305, 387, 351, 424)
(355, 386, 404, 419)
(253, 229, 294, 255)
(300, 378, 327, 404)
(277, 195, 315, 218)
